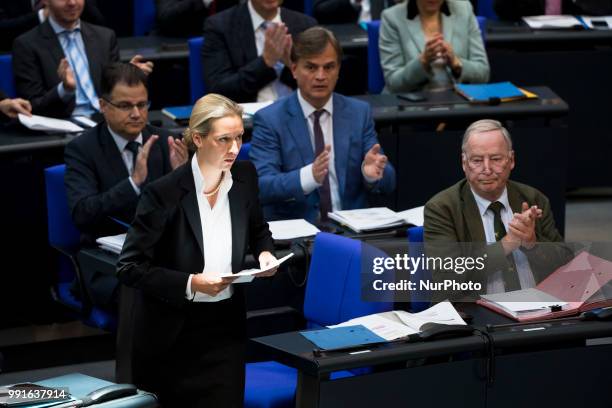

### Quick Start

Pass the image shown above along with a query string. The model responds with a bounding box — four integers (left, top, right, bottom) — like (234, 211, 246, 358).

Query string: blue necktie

(62, 30, 100, 111)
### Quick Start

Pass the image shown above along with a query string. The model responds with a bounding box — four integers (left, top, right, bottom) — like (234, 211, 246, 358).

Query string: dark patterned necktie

(125, 141, 140, 174)
(313, 110, 332, 221)
(488, 201, 521, 291)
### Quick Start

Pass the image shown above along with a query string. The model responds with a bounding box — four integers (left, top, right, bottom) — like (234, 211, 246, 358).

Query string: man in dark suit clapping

(12, 0, 153, 119)
(202, 0, 316, 103)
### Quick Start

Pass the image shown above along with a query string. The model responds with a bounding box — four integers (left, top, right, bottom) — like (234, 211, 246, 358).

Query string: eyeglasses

(103, 98, 151, 112)
(465, 155, 510, 171)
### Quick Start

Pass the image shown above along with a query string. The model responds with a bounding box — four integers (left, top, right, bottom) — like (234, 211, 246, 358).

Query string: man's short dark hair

(100, 63, 147, 99)
(291, 26, 343, 64)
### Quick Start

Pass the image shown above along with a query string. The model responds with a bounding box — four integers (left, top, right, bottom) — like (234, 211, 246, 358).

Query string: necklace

(203, 173, 224, 197)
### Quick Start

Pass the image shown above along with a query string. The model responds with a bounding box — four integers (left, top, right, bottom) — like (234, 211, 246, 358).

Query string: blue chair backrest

(477, 0, 498, 20)
(407, 226, 432, 312)
(188, 37, 206, 104)
(133, 0, 157, 36)
(476, 16, 487, 42)
(45, 164, 81, 250)
(238, 142, 251, 161)
(304, 232, 393, 326)
(366, 20, 384, 95)
(0, 54, 16, 98)
(303, 0, 314, 16)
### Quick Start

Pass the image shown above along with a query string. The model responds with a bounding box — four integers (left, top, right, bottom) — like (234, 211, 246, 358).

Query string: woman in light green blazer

(379, 0, 489, 93)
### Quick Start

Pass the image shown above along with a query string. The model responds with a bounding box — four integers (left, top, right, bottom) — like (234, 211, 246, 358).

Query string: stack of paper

(328, 207, 406, 233)
(239, 101, 273, 116)
(396, 206, 424, 227)
(220, 253, 294, 283)
(96, 233, 126, 254)
(478, 251, 612, 321)
(328, 301, 466, 341)
(18, 113, 84, 133)
(267, 219, 320, 240)
(522, 15, 585, 29)
(581, 16, 612, 29)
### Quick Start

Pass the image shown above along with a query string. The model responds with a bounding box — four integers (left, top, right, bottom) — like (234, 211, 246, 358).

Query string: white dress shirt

(296, 91, 377, 212)
(247, 0, 292, 102)
(186, 154, 234, 302)
(471, 187, 537, 293)
(108, 126, 142, 195)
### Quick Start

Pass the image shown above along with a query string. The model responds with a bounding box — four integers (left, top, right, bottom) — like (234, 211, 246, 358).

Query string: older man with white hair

(424, 119, 567, 298)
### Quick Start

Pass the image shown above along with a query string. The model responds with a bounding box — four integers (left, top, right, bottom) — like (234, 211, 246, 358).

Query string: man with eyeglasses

(64, 63, 187, 308)
(65, 62, 187, 242)
(424, 119, 567, 300)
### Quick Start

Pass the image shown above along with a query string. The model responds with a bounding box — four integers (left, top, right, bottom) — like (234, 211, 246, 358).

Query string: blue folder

(161, 105, 193, 122)
(300, 325, 386, 350)
(455, 82, 526, 103)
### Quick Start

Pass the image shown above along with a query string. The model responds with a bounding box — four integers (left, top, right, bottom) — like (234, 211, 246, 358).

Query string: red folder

(477, 251, 612, 322)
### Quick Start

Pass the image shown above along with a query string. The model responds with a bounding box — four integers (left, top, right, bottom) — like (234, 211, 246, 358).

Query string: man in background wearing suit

(64, 63, 187, 308)
(494, 0, 612, 20)
(155, 0, 238, 37)
(250, 27, 396, 223)
(201, 0, 316, 103)
(12, 0, 152, 119)
(0, 0, 105, 51)
(0, 90, 31, 118)
(65, 63, 187, 243)
(424, 119, 569, 300)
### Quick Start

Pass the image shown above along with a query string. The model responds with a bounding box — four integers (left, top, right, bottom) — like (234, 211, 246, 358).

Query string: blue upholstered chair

(477, 16, 488, 41)
(188, 37, 206, 103)
(476, 0, 498, 20)
(133, 0, 157, 35)
(244, 232, 393, 407)
(366, 20, 384, 95)
(44, 164, 116, 331)
(303, 0, 314, 16)
(0, 54, 16, 98)
(407, 226, 431, 312)
(238, 142, 251, 161)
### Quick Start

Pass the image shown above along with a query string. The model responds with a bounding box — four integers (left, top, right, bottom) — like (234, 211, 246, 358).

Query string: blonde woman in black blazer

(117, 93, 277, 407)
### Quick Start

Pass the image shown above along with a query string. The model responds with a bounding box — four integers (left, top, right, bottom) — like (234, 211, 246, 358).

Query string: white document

(328, 302, 466, 341)
(328, 207, 406, 233)
(329, 312, 418, 341)
(72, 116, 97, 128)
(393, 301, 467, 331)
(239, 101, 273, 116)
(18, 113, 84, 133)
(522, 15, 584, 29)
(96, 233, 126, 254)
(220, 253, 294, 283)
(268, 219, 320, 240)
(581, 16, 612, 29)
(481, 287, 567, 317)
(395, 206, 425, 227)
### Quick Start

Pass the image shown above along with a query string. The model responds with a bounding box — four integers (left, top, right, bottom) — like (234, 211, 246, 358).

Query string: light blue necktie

(62, 30, 100, 111)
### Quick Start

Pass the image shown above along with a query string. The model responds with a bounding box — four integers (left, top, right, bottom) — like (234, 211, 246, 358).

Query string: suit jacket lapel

(99, 125, 130, 182)
(239, 4, 258, 63)
(142, 127, 163, 180)
(179, 166, 204, 258)
(287, 94, 314, 166)
(460, 181, 486, 242)
(40, 21, 65, 71)
(80, 22, 102, 93)
(405, 15, 425, 54)
(507, 181, 525, 214)
(441, 10, 454, 46)
(229, 170, 247, 273)
(332, 95, 349, 199)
